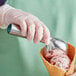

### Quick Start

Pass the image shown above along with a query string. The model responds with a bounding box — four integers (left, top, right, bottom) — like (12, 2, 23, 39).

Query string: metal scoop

(7, 24, 67, 51)
(45, 37, 67, 51)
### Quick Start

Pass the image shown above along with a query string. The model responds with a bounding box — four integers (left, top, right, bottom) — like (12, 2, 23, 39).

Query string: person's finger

(69, 72, 76, 76)
(11, 17, 27, 36)
(33, 20, 43, 43)
(74, 65, 76, 72)
(26, 18, 35, 41)
(40, 22, 50, 45)
(69, 65, 76, 76)
(7, 10, 28, 36)
(20, 21, 27, 36)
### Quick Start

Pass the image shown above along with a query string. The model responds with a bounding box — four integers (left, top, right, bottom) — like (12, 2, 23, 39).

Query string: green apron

(0, 0, 76, 76)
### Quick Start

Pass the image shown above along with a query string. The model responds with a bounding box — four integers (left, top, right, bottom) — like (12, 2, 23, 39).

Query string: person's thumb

(69, 65, 76, 76)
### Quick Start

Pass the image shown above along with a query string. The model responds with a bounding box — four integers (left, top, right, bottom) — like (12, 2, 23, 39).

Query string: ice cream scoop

(7, 24, 67, 51)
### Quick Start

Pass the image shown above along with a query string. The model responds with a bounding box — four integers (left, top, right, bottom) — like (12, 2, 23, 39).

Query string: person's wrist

(0, 4, 14, 29)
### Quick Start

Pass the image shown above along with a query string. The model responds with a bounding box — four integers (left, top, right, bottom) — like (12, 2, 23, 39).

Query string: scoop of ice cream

(50, 55, 70, 71)
(44, 49, 65, 59)
(44, 49, 71, 71)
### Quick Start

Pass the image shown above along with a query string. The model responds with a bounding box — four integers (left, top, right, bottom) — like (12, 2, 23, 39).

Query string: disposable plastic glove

(0, 4, 50, 44)
(69, 65, 76, 76)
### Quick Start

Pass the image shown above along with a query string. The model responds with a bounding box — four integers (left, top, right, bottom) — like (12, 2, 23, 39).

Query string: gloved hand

(0, 4, 50, 44)
(69, 65, 76, 76)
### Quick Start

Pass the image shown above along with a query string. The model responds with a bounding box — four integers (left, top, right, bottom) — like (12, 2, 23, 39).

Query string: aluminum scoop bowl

(45, 37, 67, 51)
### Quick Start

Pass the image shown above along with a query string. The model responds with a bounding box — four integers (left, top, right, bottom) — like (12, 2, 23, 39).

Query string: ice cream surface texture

(44, 49, 71, 71)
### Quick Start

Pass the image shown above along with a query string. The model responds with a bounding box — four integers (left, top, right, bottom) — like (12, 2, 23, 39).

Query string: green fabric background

(0, 0, 76, 76)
